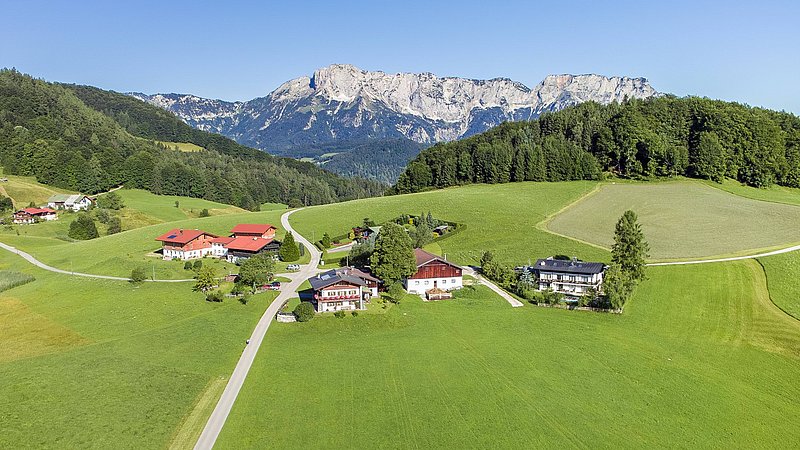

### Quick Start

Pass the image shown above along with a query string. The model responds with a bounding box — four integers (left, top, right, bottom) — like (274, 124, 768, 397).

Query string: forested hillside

(0, 69, 385, 209)
(394, 96, 800, 193)
(321, 138, 425, 183)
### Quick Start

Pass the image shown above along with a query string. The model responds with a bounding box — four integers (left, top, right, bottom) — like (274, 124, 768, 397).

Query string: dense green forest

(321, 138, 425, 184)
(394, 96, 800, 193)
(0, 69, 385, 209)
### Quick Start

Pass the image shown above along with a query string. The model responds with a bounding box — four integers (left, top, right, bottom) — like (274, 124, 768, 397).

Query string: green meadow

(0, 251, 277, 448)
(292, 181, 608, 266)
(547, 181, 800, 261)
(217, 261, 800, 448)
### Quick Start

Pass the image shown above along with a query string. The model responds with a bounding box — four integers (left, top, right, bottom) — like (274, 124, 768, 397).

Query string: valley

(0, 180, 798, 448)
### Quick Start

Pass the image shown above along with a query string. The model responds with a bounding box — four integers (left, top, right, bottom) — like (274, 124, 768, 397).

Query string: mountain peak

(131, 65, 659, 152)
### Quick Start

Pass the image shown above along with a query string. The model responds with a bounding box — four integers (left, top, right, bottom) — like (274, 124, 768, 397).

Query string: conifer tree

(279, 232, 300, 262)
(611, 210, 649, 282)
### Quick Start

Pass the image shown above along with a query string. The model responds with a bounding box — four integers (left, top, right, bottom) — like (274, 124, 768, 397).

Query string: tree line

(393, 96, 800, 193)
(0, 69, 385, 210)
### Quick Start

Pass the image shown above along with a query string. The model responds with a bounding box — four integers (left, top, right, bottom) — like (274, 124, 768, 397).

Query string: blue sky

(2, 0, 799, 113)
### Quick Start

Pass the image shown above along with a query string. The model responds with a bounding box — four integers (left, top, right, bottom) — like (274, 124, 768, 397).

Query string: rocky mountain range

(130, 64, 659, 180)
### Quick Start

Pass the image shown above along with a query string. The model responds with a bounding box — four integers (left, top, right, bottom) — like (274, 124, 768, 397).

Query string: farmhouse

(12, 207, 58, 224)
(532, 257, 606, 299)
(230, 224, 276, 239)
(309, 268, 372, 312)
(47, 194, 94, 211)
(156, 228, 218, 260)
(404, 248, 463, 297)
(224, 236, 280, 264)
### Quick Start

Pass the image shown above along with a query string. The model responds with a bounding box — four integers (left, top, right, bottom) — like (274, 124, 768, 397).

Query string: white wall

(404, 276, 463, 295)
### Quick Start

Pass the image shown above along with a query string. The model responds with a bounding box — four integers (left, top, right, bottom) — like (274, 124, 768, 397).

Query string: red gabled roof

(155, 228, 217, 244)
(225, 236, 273, 252)
(19, 207, 56, 215)
(211, 236, 236, 245)
(414, 248, 462, 269)
(230, 223, 276, 235)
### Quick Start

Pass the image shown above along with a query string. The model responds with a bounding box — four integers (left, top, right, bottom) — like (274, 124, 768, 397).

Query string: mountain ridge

(130, 64, 659, 157)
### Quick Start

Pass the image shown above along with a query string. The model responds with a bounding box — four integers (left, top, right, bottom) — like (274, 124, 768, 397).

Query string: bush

(387, 281, 405, 303)
(205, 290, 224, 302)
(96, 191, 124, 210)
(293, 301, 315, 322)
(106, 216, 121, 235)
(333, 310, 346, 319)
(199, 208, 210, 217)
(95, 208, 111, 224)
(321, 232, 331, 248)
(68, 213, 99, 240)
(130, 267, 147, 283)
(351, 310, 359, 317)
(238, 293, 250, 305)
(193, 260, 203, 271)
(184, 261, 193, 270)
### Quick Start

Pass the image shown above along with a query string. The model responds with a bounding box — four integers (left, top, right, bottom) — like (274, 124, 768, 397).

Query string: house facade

(155, 229, 218, 260)
(532, 257, 607, 299)
(404, 248, 463, 296)
(47, 194, 94, 211)
(12, 207, 58, 224)
(309, 268, 371, 312)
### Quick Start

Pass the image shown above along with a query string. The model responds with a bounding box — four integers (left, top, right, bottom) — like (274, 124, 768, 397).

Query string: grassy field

(292, 181, 607, 266)
(759, 251, 800, 320)
(259, 202, 287, 211)
(547, 181, 800, 260)
(709, 179, 800, 207)
(217, 260, 800, 448)
(115, 189, 246, 224)
(156, 141, 205, 152)
(0, 208, 286, 280)
(0, 174, 74, 208)
(0, 251, 277, 448)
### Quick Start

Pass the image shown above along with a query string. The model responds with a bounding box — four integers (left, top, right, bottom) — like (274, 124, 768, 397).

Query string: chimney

(179, 228, 183, 234)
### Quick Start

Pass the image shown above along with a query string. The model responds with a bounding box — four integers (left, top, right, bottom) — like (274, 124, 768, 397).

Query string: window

(442, 279, 447, 284)
(415, 281, 420, 285)
(451, 278, 457, 283)
(424, 280, 429, 285)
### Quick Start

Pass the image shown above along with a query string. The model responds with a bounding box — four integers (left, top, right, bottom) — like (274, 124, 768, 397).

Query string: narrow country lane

(0, 241, 193, 282)
(194, 208, 321, 450)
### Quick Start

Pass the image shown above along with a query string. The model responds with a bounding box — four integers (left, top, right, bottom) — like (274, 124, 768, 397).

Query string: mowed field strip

(546, 181, 800, 261)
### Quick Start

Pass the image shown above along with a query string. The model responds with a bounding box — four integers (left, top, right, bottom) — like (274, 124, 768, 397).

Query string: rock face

(130, 64, 659, 157)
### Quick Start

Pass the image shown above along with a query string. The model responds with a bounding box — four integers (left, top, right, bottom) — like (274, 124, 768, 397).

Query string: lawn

(547, 181, 800, 261)
(708, 178, 800, 207)
(0, 251, 277, 448)
(259, 202, 287, 211)
(216, 261, 800, 448)
(759, 251, 800, 320)
(291, 181, 607, 267)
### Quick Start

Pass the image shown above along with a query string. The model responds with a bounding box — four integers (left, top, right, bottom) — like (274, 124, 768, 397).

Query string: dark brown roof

(414, 248, 462, 269)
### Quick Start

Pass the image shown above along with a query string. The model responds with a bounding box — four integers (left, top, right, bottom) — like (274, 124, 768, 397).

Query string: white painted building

(403, 248, 463, 296)
(47, 194, 94, 211)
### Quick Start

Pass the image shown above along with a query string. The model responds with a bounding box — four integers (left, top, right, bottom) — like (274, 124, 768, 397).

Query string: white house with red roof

(12, 207, 58, 224)
(230, 224, 276, 239)
(404, 248, 463, 296)
(155, 228, 219, 260)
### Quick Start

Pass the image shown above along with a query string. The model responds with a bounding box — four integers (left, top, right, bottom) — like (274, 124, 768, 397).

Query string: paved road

(463, 267, 524, 307)
(194, 208, 321, 450)
(0, 242, 193, 282)
(646, 244, 800, 266)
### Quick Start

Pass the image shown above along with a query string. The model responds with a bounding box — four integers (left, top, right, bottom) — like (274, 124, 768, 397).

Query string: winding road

(193, 208, 321, 450)
(0, 242, 194, 282)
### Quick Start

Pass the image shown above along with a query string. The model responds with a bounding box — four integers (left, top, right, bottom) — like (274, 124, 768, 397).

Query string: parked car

(264, 281, 281, 291)
(286, 264, 301, 271)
